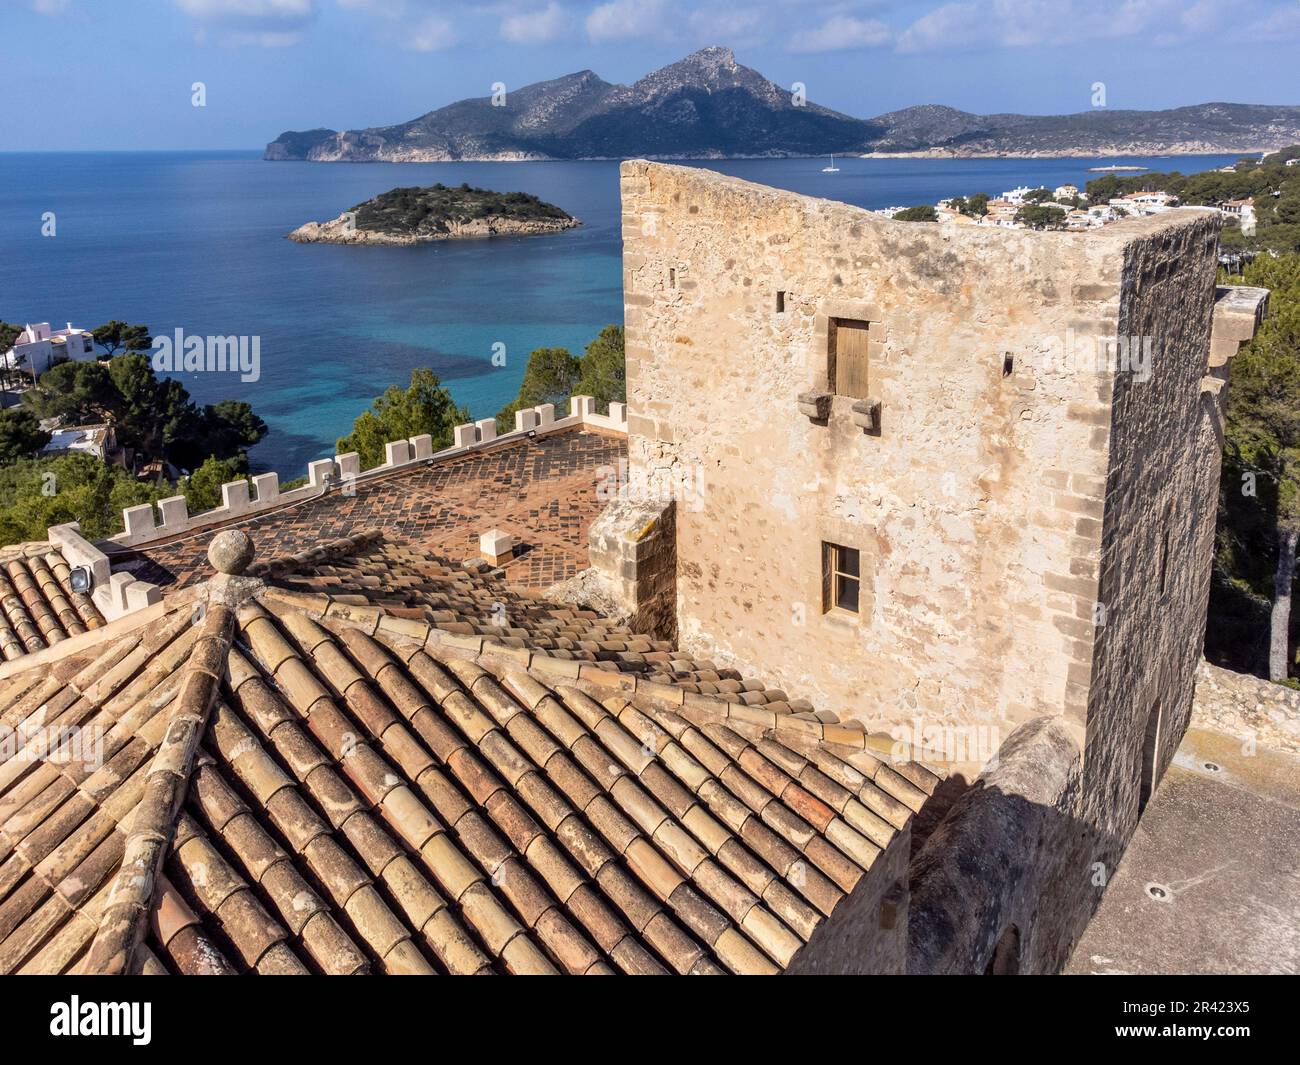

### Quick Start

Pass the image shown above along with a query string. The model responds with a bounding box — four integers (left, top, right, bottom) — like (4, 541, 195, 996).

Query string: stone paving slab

(1067, 727, 1300, 975)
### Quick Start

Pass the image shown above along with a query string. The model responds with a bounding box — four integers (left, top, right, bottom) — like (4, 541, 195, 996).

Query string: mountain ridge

(265, 47, 1300, 162)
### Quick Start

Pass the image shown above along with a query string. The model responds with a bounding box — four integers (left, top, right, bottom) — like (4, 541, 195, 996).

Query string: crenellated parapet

(105, 396, 627, 551)
(41, 396, 629, 620)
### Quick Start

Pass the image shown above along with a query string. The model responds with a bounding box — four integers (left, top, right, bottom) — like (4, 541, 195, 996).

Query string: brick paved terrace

(112, 428, 627, 590)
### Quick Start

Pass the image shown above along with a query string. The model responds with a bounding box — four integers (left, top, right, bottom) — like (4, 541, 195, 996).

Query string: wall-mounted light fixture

(68, 565, 93, 594)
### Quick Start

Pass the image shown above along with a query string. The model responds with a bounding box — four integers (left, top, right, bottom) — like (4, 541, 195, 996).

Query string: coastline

(858, 146, 1270, 160)
(287, 211, 581, 245)
(265, 145, 1277, 164)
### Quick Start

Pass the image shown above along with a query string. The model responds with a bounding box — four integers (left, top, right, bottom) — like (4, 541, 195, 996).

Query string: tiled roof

(115, 428, 625, 591)
(0, 531, 939, 975)
(0, 543, 105, 661)
(256, 536, 811, 713)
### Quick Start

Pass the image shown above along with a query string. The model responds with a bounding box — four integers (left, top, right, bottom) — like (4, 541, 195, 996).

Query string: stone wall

(582, 498, 678, 642)
(908, 716, 1089, 974)
(1193, 659, 1300, 755)
(787, 826, 910, 975)
(619, 160, 1222, 770)
(1078, 214, 1222, 858)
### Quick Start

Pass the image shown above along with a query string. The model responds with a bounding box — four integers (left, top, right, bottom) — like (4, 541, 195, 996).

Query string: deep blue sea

(0, 150, 1239, 475)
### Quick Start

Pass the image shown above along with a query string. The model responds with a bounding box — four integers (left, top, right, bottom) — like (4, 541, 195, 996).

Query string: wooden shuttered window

(830, 318, 871, 399)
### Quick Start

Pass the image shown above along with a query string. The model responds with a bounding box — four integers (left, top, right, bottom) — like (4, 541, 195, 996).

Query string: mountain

(872, 102, 1300, 156)
(266, 47, 882, 162)
(265, 47, 1300, 162)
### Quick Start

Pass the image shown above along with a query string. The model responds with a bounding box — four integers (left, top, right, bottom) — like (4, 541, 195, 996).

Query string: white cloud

(30, 0, 71, 14)
(687, 6, 763, 45)
(1240, 0, 1300, 40)
(788, 14, 890, 53)
(501, 2, 572, 44)
(896, 2, 986, 53)
(894, 0, 1271, 53)
(406, 13, 458, 50)
(334, 0, 406, 14)
(174, 0, 316, 46)
(223, 29, 307, 45)
(175, 0, 313, 16)
(586, 0, 668, 43)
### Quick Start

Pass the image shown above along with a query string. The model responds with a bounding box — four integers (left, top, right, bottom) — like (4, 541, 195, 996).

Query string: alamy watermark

(50, 997, 151, 1045)
(0, 722, 104, 771)
(596, 457, 706, 512)
(1035, 330, 1154, 383)
(889, 716, 1001, 767)
(152, 328, 260, 382)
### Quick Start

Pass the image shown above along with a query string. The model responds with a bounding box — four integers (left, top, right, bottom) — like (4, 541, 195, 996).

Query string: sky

(2, 0, 1299, 150)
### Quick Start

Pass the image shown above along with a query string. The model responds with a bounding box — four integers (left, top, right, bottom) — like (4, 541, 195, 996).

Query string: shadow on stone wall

(907, 716, 1123, 975)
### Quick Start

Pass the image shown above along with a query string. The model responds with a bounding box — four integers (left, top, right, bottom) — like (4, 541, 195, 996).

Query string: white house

(1286, 158, 1299, 167)
(3, 322, 97, 379)
(1001, 185, 1037, 205)
(1107, 191, 1177, 218)
(40, 423, 115, 461)
(1054, 183, 1080, 201)
(1127, 190, 1177, 208)
(1221, 198, 1257, 236)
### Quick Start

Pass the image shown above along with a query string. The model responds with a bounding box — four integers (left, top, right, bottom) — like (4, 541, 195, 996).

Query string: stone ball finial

(208, 530, 255, 575)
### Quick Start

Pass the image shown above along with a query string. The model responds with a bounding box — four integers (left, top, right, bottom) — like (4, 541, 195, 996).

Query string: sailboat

(821, 154, 840, 173)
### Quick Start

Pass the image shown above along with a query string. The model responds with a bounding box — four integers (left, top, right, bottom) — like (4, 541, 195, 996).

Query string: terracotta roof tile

(0, 529, 941, 975)
(0, 544, 105, 661)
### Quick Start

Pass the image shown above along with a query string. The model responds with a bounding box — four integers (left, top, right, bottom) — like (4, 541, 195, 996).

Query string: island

(287, 183, 580, 245)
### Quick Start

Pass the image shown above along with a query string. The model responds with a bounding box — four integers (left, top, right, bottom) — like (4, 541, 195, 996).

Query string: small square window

(823, 542, 860, 615)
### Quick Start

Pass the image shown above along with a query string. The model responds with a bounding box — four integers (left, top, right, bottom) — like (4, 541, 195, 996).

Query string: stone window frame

(797, 299, 884, 433)
(811, 299, 884, 397)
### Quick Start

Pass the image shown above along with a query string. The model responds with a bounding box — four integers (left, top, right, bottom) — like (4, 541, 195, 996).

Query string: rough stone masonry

(601, 160, 1267, 969)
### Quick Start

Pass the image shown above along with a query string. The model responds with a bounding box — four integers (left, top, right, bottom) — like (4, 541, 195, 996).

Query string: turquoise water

(0, 150, 1239, 474)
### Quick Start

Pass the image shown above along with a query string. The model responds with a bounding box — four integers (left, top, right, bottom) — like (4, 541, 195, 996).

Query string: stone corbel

(797, 389, 833, 424)
(1208, 285, 1269, 369)
(851, 397, 882, 433)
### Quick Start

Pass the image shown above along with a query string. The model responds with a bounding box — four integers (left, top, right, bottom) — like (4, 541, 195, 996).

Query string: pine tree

(1223, 253, 1300, 680)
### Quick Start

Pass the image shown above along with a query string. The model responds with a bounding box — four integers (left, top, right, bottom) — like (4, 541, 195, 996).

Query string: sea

(0, 150, 1240, 475)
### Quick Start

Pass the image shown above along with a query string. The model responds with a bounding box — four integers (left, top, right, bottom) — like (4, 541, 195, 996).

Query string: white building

(935, 205, 977, 225)
(1221, 198, 1257, 236)
(3, 322, 97, 379)
(1054, 184, 1080, 201)
(1107, 191, 1177, 218)
(1128, 190, 1177, 208)
(1286, 158, 1299, 167)
(1001, 186, 1038, 205)
(40, 423, 115, 461)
